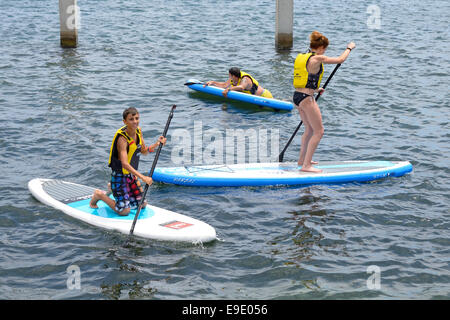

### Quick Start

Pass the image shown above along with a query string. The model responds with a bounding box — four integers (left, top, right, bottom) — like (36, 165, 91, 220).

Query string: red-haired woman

(293, 31, 355, 172)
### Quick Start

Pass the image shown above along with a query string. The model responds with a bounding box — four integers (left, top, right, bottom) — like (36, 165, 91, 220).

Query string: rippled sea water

(0, 0, 449, 300)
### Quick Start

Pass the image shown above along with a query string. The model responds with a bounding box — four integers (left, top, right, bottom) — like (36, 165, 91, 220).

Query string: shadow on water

(269, 188, 336, 263)
(100, 241, 158, 300)
(266, 188, 344, 293)
(100, 280, 158, 300)
(98, 232, 214, 300)
(97, 235, 157, 300)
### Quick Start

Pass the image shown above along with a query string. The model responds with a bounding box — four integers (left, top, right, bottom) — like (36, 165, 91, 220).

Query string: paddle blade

(184, 79, 203, 86)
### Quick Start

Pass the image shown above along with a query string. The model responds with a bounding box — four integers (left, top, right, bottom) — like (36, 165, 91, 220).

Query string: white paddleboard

(28, 178, 217, 243)
(152, 160, 413, 187)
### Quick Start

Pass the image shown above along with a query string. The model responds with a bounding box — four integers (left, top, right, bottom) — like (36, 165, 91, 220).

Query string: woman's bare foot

(298, 160, 319, 166)
(89, 189, 105, 209)
(300, 166, 323, 173)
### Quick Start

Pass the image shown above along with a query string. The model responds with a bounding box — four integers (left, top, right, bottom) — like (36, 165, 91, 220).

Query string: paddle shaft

(278, 63, 341, 162)
(128, 105, 176, 236)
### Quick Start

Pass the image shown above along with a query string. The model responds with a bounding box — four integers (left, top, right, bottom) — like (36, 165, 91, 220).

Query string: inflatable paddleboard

(185, 79, 293, 111)
(152, 161, 413, 187)
(28, 178, 217, 243)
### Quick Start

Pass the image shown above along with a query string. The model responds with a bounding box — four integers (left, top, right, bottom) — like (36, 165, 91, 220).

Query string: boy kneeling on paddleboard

(89, 107, 166, 216)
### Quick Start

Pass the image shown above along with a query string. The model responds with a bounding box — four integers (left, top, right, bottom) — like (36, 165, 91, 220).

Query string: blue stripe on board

(67, 197, 154, 220)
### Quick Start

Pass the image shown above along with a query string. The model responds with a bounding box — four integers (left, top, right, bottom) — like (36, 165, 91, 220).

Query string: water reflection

(48, 48, 87, 112)
(269, 188, 335, 265)
(100, 280, 158, 300)
(100, 239, 158, 300)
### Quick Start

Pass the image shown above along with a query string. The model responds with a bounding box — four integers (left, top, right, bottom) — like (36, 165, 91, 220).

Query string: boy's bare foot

(89, 189, 105, 209)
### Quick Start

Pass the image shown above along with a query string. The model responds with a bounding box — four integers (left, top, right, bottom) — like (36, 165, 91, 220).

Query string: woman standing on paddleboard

(293, 31, 355, 173)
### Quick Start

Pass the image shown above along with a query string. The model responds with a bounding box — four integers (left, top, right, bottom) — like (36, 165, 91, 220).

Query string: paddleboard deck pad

(28, 178, 216, 243)
(152, 161, 413, 187)
(185, 79, 293, 111)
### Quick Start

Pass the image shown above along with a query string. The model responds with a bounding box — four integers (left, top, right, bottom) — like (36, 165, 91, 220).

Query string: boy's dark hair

(123, 107, 139, 120)
(228, 67, 241, 78)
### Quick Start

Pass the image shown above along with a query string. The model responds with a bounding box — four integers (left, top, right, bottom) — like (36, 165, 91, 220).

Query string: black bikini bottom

(293, 91, 313, 106)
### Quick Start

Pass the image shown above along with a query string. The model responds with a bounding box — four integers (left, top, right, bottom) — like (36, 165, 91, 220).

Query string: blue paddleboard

(152, 160, 413, 187)
(185, 79, 294, 111)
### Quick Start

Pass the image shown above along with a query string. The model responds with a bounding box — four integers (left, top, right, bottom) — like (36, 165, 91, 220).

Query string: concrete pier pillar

(275, 0, 293, 50)
(59, 0, 79, 48)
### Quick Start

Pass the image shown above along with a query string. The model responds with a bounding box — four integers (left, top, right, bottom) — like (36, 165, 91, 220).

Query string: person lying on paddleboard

(293, 31, 355, 173)
(204, 67, 274, 99)
(89, 107, 166, 216)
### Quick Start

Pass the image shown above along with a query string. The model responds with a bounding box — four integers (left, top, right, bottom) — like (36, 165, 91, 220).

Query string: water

(0, 0, 449, 300)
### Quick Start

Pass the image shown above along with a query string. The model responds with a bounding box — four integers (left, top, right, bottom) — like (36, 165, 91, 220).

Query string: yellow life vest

(293, 52, 324, 89)
(108, 125, 143, 174)
(236, 71, 259, 94)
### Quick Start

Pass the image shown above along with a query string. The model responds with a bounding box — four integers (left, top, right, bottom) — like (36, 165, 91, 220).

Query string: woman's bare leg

(297, 98, 320, 167)
(300, 99, 324, 173)
(298, 106, 313, 165)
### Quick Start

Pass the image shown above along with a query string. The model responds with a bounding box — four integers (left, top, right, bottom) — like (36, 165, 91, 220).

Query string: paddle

(184, 79, 204, 86)
(278, 63, 342, 162)
(128, 104, 176, 238)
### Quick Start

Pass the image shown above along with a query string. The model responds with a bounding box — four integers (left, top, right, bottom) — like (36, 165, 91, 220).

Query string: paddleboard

(185, 79, 294, 111)
(152, 160, 413, 187)
(28, 178, 217, 243)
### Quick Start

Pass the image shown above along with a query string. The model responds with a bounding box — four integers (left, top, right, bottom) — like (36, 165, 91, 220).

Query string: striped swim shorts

(110, 171, 143, 212)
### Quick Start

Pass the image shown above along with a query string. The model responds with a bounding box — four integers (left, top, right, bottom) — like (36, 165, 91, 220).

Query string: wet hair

(310, 31, 329, 50)
(123, 107, 139, 120)
(228, 67, 241, 78)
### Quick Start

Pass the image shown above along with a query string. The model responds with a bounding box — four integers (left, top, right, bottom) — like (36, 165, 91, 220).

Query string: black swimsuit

(249, 83, 258, 95)
(293, 91, 313, 106)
